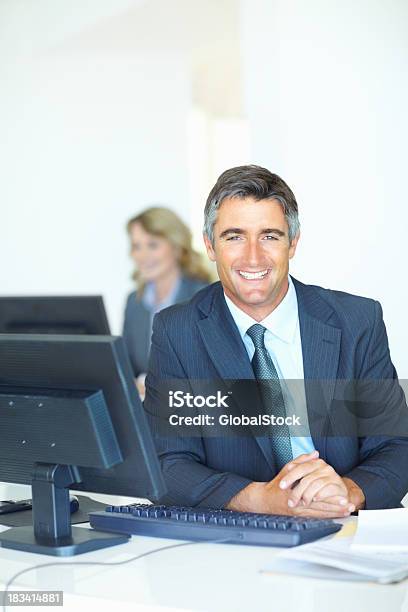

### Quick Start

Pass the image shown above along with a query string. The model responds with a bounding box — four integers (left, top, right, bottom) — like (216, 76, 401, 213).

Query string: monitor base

(0, 525, 130, 556)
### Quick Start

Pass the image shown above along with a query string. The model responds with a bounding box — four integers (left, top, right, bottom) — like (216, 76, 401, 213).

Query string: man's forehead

(215, 196, 287, 226)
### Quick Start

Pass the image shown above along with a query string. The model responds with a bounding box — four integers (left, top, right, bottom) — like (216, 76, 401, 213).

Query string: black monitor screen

(0, 296, 110, 335)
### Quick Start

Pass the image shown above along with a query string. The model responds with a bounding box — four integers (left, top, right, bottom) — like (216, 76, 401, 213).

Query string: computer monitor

(0, 334, 166, 556)
(0, 296, 110, 334)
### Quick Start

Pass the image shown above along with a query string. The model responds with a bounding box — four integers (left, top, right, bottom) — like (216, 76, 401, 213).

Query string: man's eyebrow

(218, 227, 286, 239)
(219, 228, 245, 239)
(261, 228, 286, 236)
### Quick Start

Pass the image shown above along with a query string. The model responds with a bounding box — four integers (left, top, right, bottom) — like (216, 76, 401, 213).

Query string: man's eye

(226, 235, 242, 241)
(263, 235, 278, 240)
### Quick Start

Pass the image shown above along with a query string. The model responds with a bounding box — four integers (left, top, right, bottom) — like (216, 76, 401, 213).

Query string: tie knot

(246, 323, 266, 349)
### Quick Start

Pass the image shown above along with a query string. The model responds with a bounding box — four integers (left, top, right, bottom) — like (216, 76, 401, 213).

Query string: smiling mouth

(237, 269, 269, 280)
(141, 263, 159, 270)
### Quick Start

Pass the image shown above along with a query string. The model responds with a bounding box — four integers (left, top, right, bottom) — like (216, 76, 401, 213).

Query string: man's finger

(280, 457, 324, 490)
(291, 505, 350, 519)
(313, 493, 350, 506)
(288, 471, 334, 507)
(306, 499, 354, 515)
(281, 450, 319, 475)
(312, 487, 349, 504)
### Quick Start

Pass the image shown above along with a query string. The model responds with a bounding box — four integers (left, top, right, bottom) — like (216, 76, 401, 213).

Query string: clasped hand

(271, 451, 356, 518)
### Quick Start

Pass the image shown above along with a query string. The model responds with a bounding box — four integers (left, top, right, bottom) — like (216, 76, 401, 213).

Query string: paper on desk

(261, 553, 371, 582)
(265, 536, 408, 584)
(351, 508, 408, 553)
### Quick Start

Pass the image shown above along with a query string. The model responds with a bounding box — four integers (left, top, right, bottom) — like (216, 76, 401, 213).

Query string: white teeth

(238, 269, 268, 279)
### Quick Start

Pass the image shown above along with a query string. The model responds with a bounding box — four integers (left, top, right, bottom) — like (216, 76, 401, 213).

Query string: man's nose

(241, 240, 264, 268)
(244, 240, 263, 267)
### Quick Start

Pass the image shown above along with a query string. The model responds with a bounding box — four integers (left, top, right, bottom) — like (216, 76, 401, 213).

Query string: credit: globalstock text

(168, 414, 301, 426)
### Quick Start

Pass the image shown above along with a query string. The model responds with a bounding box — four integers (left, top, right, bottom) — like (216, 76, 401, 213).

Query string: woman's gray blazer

(122, 276, 207, 377)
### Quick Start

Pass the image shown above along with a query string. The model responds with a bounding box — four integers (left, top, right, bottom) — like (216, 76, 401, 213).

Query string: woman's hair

(127, 206, 213, 290)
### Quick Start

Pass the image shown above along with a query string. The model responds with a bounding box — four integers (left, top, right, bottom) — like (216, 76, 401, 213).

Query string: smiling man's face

(204, 196, 299, 321)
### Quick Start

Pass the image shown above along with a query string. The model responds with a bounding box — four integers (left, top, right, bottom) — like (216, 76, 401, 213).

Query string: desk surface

(1, 485, 408, 612)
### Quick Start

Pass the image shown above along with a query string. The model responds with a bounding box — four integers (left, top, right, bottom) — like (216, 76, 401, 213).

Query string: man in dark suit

(144, 165, 408, 517)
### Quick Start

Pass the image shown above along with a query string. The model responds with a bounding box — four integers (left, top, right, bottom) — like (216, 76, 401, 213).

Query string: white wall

(0, 2, 191, 333)
(241, 0, 408, 376)
(0, 0, 244, 333)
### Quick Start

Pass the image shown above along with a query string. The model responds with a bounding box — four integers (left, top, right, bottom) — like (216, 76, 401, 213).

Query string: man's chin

(235, 289, 272, 307)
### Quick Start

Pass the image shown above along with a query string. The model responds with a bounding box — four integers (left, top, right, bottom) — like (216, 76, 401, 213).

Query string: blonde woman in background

(123, 206, 213, 398)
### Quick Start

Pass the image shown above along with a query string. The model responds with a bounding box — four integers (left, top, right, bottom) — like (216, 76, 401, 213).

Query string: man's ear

(289, 231, 300, 259)
(203, 233, 216, 262)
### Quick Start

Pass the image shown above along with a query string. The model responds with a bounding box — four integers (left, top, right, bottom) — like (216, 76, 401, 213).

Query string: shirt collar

(224, 276, 298, 344)
(142, 276, 182, 313)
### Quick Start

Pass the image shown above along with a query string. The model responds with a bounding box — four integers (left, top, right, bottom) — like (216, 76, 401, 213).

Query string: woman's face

(129, 222, 180, 282)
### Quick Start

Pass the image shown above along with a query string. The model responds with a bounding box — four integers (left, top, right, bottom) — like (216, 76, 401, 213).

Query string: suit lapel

(196, 284, 276, 471)
(292, 277, 341, 460)
(197, 285, 254, 380)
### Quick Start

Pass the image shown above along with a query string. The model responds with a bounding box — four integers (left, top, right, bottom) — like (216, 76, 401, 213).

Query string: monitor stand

(0, 463, 129, 556)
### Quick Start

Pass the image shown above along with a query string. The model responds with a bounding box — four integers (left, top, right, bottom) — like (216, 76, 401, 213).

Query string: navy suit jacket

(144, 277, 408, 509)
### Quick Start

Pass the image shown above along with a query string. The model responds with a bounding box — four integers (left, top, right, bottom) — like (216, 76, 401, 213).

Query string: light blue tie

(246, 323, 293, 471)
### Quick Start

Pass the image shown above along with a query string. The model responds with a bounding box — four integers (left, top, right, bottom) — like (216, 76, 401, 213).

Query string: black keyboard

(89, 504, 341, 547)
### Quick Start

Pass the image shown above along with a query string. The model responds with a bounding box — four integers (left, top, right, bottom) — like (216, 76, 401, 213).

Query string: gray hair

(203, 165, 300, 246)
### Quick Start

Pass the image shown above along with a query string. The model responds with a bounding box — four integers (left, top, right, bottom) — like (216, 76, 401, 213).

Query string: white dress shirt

(224, 276, 315, 459)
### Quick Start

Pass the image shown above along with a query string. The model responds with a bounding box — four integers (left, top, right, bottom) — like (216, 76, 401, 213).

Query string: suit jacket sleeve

(344, 301, 408, 509)
(144, 313, 252, 507)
